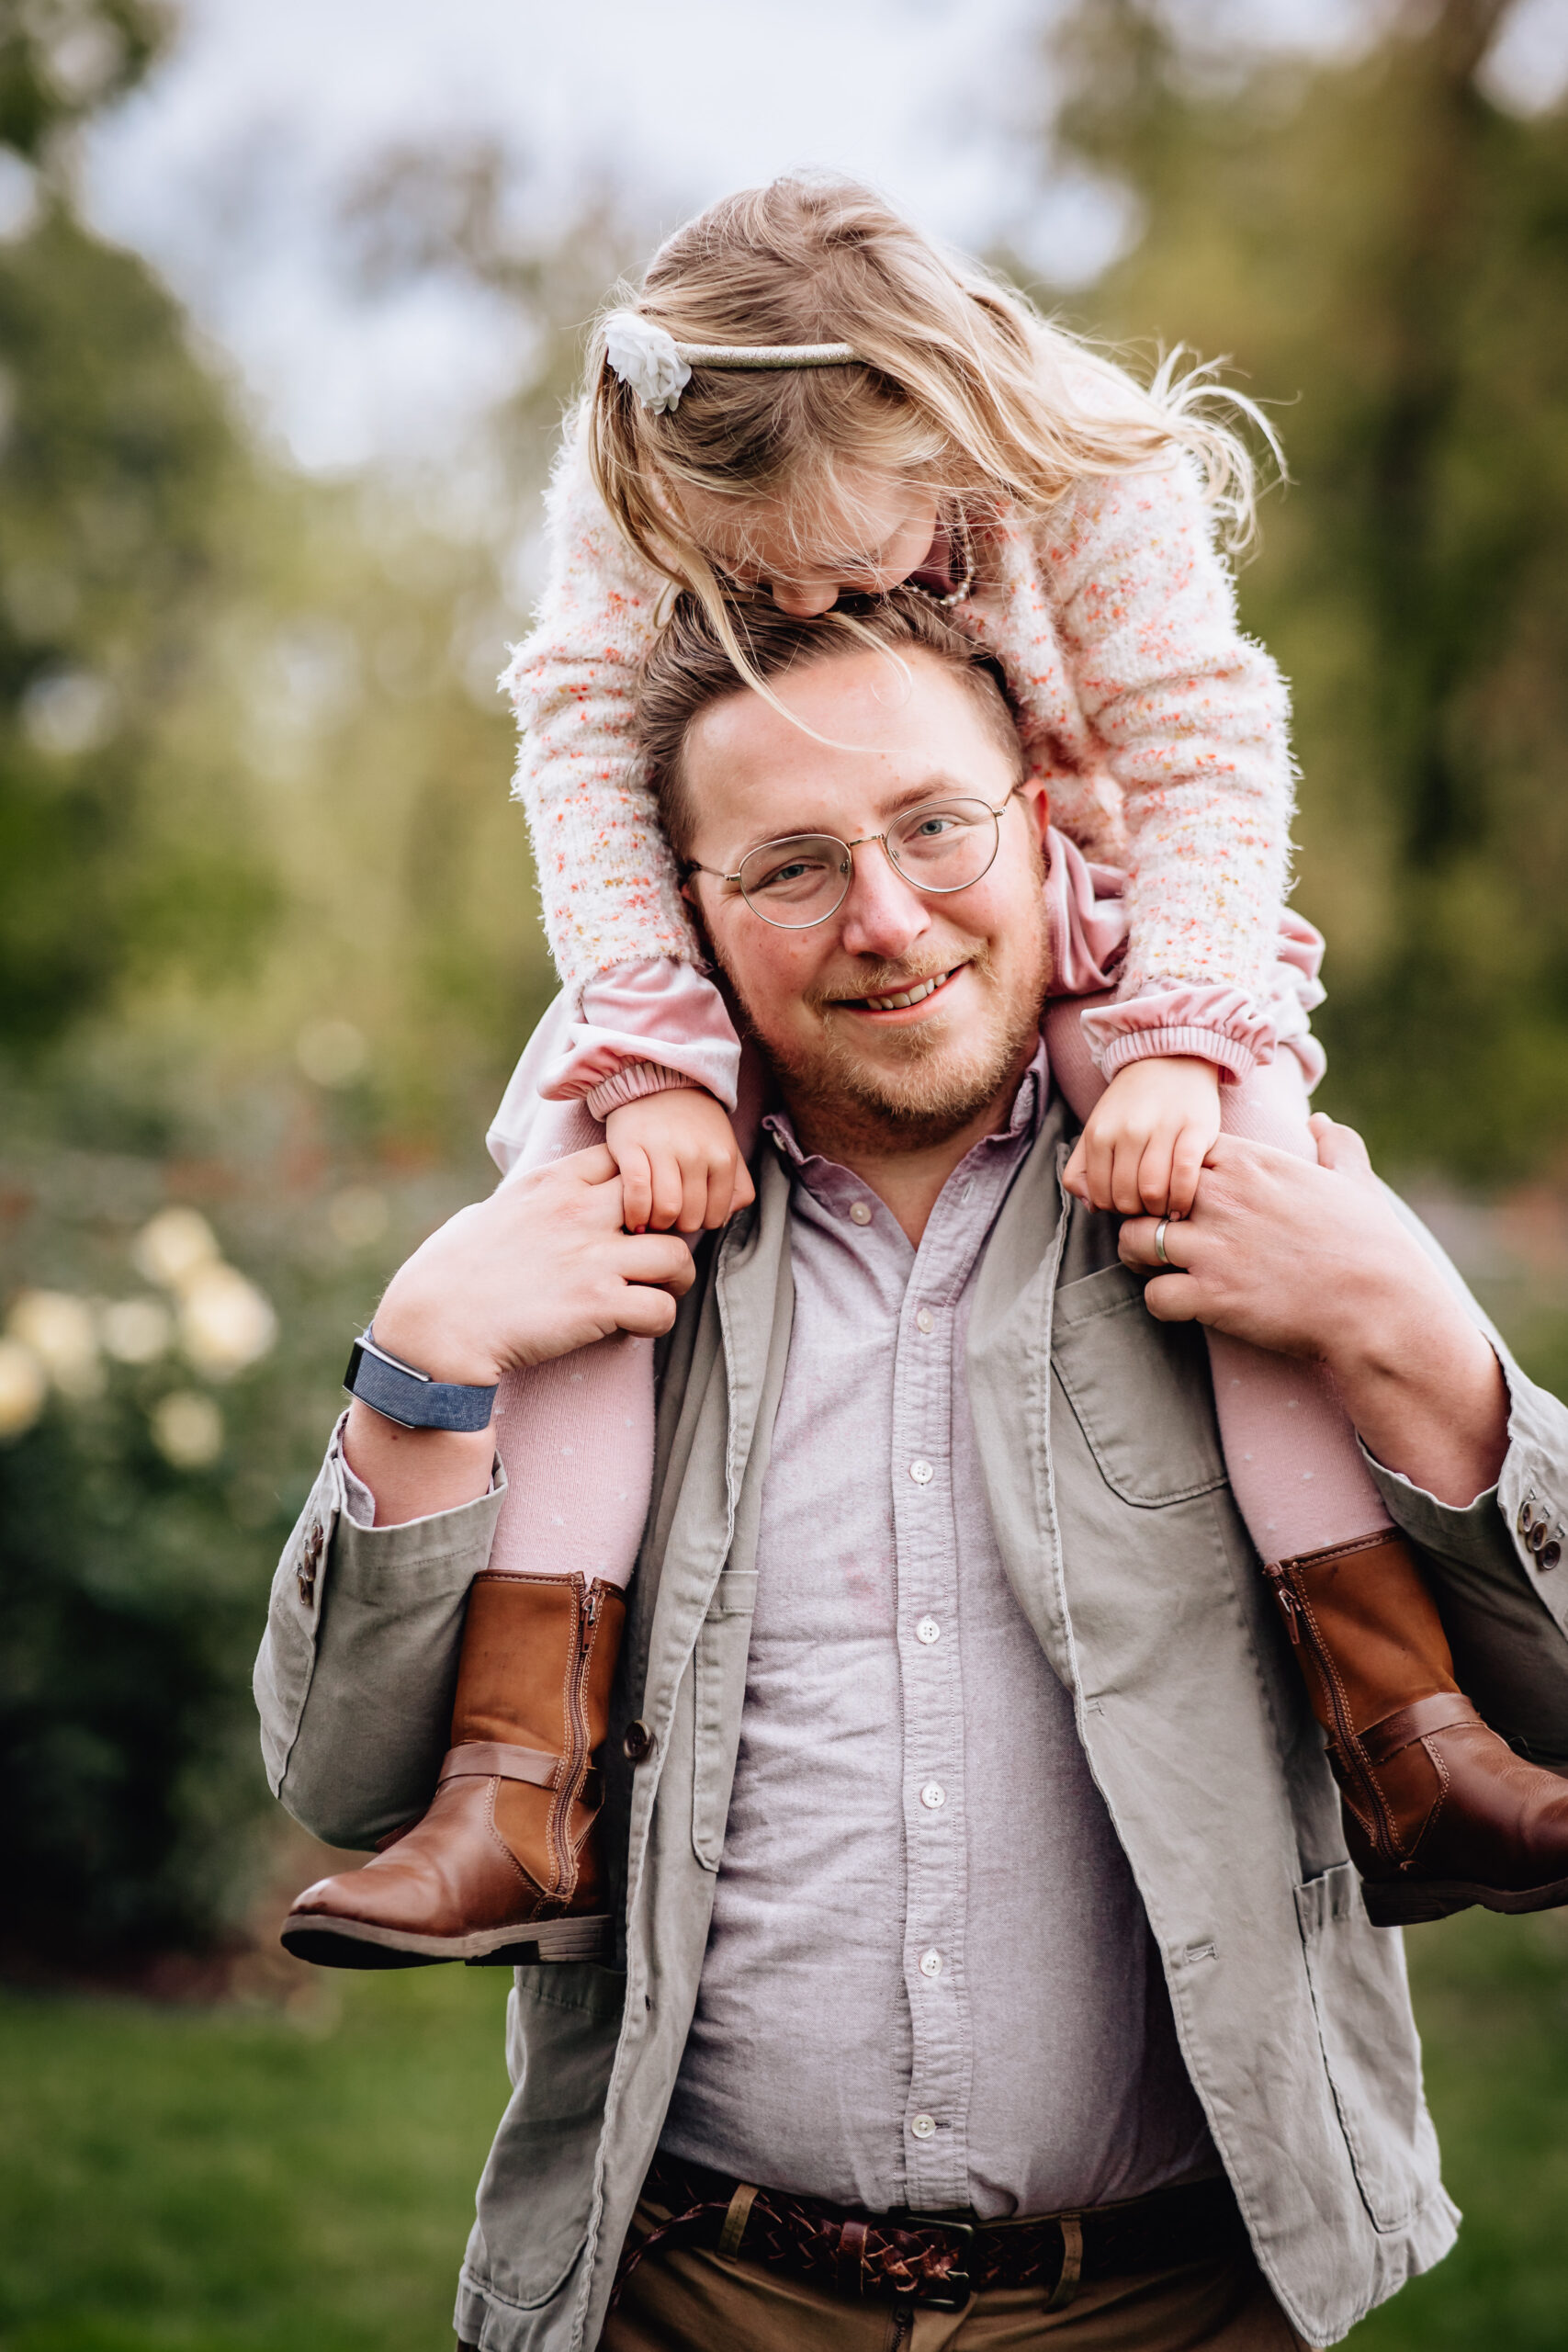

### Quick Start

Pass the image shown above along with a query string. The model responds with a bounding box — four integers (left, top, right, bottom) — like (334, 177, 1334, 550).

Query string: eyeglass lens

(736, 798, 1001, 929)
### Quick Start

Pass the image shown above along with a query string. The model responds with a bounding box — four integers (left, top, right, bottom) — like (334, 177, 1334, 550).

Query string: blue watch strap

(344, 1329, 497, 1432)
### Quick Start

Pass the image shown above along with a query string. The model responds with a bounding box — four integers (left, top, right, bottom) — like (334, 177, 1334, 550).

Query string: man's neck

(782, 1045, 1036, 1247)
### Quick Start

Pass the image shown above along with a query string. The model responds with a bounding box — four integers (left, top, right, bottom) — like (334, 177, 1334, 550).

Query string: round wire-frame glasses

(685, 786, 1021, 932)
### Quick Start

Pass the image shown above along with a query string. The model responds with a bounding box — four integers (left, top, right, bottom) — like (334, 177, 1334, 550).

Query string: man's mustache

(810, 952, 985, 1010)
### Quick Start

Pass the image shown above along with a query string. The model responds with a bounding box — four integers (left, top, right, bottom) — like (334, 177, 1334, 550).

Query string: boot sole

(1361, 1874, 1568, 1928)
(279, 1911, 612, 1969)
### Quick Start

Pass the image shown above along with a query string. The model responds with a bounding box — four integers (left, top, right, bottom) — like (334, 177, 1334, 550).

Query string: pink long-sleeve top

(502, 414, 1297, 1118)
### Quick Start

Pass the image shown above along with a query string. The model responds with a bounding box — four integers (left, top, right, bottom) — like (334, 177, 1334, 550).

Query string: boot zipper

(557, 1584, 604, 1904)
(1266, 1566, 1398, 1862)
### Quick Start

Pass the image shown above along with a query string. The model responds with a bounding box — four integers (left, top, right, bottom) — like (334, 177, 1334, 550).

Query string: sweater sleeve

(1034, 460, 1296, 1073)
(502, 413, 705, 990)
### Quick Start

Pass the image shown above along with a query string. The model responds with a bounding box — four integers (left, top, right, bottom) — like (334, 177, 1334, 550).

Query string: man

(255, 592, 1568, 2352)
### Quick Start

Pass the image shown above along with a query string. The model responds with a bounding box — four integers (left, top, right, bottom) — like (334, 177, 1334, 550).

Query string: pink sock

(486, 1095, 654, 1589)
(1043, 999, 1391, 1565)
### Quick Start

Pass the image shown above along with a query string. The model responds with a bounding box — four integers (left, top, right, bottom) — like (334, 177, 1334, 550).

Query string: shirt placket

(892, 1149, 1021, 2210)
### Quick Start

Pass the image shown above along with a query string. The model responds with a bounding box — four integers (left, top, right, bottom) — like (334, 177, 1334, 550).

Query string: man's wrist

(369, 1281, 504, 1391)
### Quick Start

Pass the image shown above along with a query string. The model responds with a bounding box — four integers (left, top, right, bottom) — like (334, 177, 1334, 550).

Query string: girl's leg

(1043, 1000, 1388, 1556)
(487, 1095, 653, 1589)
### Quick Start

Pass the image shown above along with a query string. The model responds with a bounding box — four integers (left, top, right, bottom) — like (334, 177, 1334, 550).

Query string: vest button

(623, 1719, 655, 1762)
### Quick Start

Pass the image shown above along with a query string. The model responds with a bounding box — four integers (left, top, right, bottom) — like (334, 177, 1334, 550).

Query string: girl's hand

(604, 1084, 757, 1234)
(1062, 1055, 1223, 1218)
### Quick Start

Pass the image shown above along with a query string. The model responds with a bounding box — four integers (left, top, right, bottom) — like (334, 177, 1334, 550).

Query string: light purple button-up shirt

(660, 1047, 1217, 2219)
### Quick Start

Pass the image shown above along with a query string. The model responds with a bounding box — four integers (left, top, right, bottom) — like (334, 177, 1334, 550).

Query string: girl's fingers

(648, 1156, 687, 1233)
(1136, 1135, 1175, 1216)
(1167, 1133, 1206, 1219)
(615, 1146, 652, 1234)
(1110, 1137, 1146, 1216)
(727, 1155, 757, 1216)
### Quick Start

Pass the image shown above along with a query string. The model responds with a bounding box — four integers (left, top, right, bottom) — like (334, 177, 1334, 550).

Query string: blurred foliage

(1040, 0, 1568, 1179)
(0, 8, 637, 1963)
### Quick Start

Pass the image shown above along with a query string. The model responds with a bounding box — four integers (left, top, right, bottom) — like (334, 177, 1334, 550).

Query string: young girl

(284, 175, 1568, 1973)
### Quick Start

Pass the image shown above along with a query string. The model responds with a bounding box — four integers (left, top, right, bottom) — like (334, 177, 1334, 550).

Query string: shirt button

(919, 1948, 943, 1978)
(910, 2113, 938, 2140)
(916, 1307, 934, 1334)
(915, 1616, 941, 1645)
(909, 1458, 934, 1486)
(849, 1200, 873, 1226)
(920, 1781, 946, 1810)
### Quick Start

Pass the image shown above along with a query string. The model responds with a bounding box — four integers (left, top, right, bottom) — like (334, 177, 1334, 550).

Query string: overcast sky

(76, 0, 1568, 475)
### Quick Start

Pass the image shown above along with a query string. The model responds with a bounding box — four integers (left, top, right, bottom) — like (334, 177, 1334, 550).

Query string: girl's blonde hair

(587, 174, 1276, 677)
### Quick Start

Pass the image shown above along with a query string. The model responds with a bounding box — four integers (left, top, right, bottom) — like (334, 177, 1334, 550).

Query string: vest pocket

(692, 1569, 759, 1870)
(1294, 1862, 1427, 2232)
(1052, 1262, 1226, 1506)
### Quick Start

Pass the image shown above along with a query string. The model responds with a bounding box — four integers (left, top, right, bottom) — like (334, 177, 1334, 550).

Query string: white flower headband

(602, 309, 860, 415)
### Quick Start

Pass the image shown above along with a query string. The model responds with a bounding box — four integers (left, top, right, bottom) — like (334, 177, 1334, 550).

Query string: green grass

(2, 1913, 1567, 2351)
(1348, 1908, 1568, 2352)
(0, 1966, 511, 2352)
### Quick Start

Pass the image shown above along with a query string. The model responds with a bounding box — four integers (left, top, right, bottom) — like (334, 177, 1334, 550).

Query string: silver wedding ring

(1153, 1218, 1171, 1266)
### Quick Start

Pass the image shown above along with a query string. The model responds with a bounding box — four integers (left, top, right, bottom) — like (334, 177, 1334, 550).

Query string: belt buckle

(909, 2218, 975, 2312)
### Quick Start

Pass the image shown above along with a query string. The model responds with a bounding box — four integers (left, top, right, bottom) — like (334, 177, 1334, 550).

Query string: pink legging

(485, 1027, 1389, 1586)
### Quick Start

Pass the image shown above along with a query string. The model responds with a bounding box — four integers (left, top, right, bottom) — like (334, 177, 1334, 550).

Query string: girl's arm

(503, 413, 744, 1125)
(1034, 456, 1294, 1084)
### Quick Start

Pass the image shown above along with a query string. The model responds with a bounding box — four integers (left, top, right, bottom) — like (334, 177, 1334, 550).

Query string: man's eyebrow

(723, 775, 987, 865)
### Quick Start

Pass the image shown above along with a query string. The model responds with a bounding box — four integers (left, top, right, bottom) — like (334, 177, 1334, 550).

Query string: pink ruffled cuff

(1043, 826, 1326, 1089)
(538, 957, 742, 1114)
(584, 1062, 702, 1121)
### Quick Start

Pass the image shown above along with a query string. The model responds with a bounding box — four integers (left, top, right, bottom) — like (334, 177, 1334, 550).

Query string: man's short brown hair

(636, 588, 1023, 865)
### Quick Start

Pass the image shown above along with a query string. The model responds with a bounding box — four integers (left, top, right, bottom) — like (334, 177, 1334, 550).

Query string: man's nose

(837, 842, 930, 960)
(768, 577, 841, 618)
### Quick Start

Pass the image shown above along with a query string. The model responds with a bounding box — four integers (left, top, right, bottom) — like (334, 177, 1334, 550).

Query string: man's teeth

(863, 972, 948, 1011)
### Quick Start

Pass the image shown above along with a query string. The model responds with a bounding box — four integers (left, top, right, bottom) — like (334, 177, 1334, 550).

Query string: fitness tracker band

(343, 1329, 498, 1432)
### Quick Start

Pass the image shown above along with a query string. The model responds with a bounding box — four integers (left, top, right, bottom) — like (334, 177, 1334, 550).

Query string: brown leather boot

(281, 1571, 625, 1968)
(1266, 1530, 1568, 1926)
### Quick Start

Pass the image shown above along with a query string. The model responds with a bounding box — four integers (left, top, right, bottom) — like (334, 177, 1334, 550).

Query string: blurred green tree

(0, 0, 280, 1050)
(1040, 0, 1568, 1177)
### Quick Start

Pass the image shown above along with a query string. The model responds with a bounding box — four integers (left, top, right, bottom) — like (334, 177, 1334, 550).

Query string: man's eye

(752, 854, 830, 893)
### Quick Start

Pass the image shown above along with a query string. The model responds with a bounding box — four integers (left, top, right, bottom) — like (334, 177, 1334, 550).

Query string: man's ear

(1020, 774, 1051, 846)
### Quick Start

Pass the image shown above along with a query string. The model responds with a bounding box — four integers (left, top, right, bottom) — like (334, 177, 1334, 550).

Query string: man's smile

(831, 964, 966, 1020)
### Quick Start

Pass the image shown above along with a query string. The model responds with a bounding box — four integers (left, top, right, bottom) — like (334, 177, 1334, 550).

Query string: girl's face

(679, 470, 942, 618)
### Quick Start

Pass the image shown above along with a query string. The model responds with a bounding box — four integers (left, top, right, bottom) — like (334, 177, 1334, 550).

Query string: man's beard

(724, 923, 1051, 1159)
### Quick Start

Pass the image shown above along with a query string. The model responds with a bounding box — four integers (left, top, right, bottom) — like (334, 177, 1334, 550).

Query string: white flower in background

(133, 1206, 220, 1292)
(20, 668, 119, 757)
(602, 311, 691, 414)
(296, 1016, 367, 1088)
(100, 1296, 175, 1365)
(329, 1185, 389, 1249)
(151, 1390, 224, 1469)
(178, 1264, 278, 1380)
(6, 1290, 102, 1398)
(0, 1338, 47, 1439)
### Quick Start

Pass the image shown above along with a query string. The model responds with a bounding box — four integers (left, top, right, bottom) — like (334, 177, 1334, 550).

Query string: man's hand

(1116, 1116, 1509, 1508)
(344, 1148, 696, 1526)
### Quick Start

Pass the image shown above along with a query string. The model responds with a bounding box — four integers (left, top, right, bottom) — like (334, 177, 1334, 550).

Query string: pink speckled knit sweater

(502, 414, 1296, 1107)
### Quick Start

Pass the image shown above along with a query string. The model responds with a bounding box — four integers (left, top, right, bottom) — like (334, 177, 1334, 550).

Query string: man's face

(682, 646, 1052, 1154)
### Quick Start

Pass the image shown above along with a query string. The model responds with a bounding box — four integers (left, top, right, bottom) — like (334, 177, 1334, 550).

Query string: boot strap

(1360, 1694, 1482, 1765)
(439, 1740, 602, 1810)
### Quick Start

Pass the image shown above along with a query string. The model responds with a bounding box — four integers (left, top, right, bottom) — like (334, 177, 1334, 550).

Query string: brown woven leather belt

(614, 2153, 1247, 2315)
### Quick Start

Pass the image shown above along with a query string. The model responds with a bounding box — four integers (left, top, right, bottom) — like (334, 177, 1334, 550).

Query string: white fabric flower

(603, 311, 692, 413)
